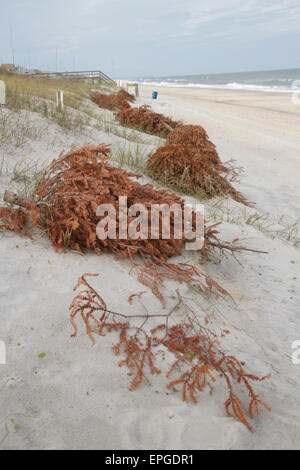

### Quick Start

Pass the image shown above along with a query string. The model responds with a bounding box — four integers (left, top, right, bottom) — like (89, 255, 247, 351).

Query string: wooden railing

(27, 70, 116, 85)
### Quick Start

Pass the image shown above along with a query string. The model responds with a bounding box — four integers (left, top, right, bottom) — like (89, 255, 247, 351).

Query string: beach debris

(90, 90, 131, 111)
(30, 144, 215, 259)
(0, 144, 256, 256)
(147, 143, 248, 204)
(167, 124, 221, 165)
(116, 105, 181, 137)
(70, 274, 271, 431)
(0, 145, 227, 258)
(116, 107, 249, 204)
(1, 144, 261, 303)
(117, 88, 136, 103)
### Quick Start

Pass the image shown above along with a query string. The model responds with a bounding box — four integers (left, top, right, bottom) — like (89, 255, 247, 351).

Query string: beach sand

(140, 85, 300, 220)
(0, 86, 299, 449)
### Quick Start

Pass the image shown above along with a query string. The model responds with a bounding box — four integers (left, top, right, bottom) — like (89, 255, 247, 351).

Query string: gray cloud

(184, 0, 300, 36)
(0, 0, 299, 76)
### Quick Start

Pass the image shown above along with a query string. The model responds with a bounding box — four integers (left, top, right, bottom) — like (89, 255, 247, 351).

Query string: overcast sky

(0, 0, 299, 77)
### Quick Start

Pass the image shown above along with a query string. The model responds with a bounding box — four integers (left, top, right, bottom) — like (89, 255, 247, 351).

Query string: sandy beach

(0, 83, 300, 450)
(140, 85, 300, 220)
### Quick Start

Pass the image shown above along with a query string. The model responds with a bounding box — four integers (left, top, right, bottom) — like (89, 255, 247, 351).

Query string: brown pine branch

(70, 273, 271, 431)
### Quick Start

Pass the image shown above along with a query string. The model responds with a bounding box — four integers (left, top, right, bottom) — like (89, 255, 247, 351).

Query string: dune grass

(0, 71, 115, 111)
(207, 198, 300, 246)
(0, 73, 114, 158)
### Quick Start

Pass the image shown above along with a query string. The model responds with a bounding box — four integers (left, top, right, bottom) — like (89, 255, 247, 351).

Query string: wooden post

(0, 80, 6, 105)
(56, 90, 64, 111)
(127, 83, 139, 98)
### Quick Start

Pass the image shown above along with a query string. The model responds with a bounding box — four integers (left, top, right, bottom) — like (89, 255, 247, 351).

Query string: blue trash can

(152, 91, 158, 99)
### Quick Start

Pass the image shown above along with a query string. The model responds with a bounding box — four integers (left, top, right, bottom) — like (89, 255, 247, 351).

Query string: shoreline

(139, 84, 300, 111)
(139, 84, 300, 120)
(138, 82, 297, 94)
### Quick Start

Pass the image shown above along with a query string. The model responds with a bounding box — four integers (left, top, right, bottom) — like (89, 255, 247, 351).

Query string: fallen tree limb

(70, 273, 271, 432)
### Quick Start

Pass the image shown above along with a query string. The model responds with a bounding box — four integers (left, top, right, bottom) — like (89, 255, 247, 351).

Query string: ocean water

(132, 68, 300, 93)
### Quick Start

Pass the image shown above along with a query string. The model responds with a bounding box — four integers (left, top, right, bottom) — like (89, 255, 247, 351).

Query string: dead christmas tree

(116, 105, 180, 137)
(147, 143, 248, 204)
(117, 89, 136, 103)
(90, 91, 131, 111)
(1, 144, 261, 303)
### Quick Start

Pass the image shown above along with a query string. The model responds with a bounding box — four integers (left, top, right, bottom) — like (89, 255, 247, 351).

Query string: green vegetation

(0, 71, 114, 111)
(0, 71, 116, 143)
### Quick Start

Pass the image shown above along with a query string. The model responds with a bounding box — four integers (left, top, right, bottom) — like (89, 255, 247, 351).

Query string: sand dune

(0, 86, 299, 449)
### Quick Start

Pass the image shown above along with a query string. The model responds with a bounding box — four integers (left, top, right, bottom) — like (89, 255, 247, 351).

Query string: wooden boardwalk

(27, 69, 116, 85)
